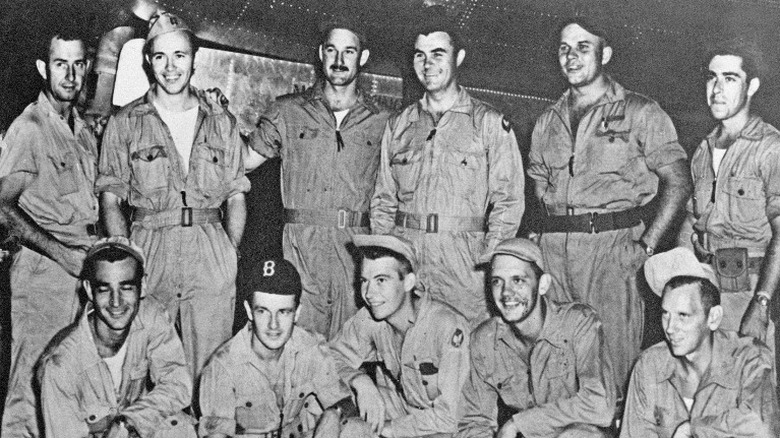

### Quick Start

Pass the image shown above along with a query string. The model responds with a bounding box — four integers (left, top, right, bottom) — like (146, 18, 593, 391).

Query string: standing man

(199, 258, 355, 438)
(457, 238, 616, 438)
(371, 8, 525, 325)
(622, 247, 779, 437)
(528, 18, 691, 392)
(0, 26, 98, 436)
(98, 12, 249, 380)
(38, 237, 195, 438)
(245, 18, 391, 339)
(680, 38, 780, 375)
(330, 235, 471, 437)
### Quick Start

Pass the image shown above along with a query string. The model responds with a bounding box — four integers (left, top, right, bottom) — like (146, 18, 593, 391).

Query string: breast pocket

(234, 396, 278, 433)
(442, 149, 484, 200)
(590, 127, 635, 174)
(49, 152, 81, 196)
(121, 360, 149, 404)
(403, 358, 439, 405)
(722, 176, 765, 225)
(391, 149, 423, 196)
(130, 145, 169, 192)
(83, 403, 114, 435)
(194, 143, 230, 188)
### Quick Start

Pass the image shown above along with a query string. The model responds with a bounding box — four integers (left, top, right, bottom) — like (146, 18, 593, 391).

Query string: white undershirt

(154, 103, 199, 174)
(683, 397, 694, 412)
(712, 147, 727, 175)
(333, 109, 349, 129)
(102, 341, 128, 396)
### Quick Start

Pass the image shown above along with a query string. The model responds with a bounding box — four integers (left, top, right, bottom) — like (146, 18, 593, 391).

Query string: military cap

(353, 234, 417, 271)
(644, 247, 719, 297)
(146, 11, 192, 43)
(481, 237, 545, 270)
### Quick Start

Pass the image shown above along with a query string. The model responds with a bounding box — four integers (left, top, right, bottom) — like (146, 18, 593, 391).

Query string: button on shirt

(457, 299, 615, 438)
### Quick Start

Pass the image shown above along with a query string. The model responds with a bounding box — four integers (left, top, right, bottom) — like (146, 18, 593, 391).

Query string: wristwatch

(638, 239, 655, 257)
(755, 291, 771, 307)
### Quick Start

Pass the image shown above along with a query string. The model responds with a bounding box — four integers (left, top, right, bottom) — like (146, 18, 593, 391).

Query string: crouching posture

(198, 258, 355, 438)
(621, 248, 780, 437)
(457, 238, 616, 438)
(329, 235, 471, 437)
(37, 237, 195, 437)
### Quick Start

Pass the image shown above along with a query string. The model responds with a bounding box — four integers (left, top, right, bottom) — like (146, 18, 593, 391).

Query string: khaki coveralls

(621, 330, 780, 437)
(0, 92, 99, 437)
(457, 299, 616, 438)
(528, 78, 688, 391)
(252, 85, 390, 339)
(371, 88, 524, 325)
(97, 87, 250, 380)
(329, 293, 471, 437)
(37, 300, 195, 438)
(199, 324, 352, 437)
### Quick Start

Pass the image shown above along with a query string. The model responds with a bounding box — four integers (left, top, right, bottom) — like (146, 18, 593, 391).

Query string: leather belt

(395, 211, 485, 233)
(284, 208, 369, 229)
(707, 255, 763, 272)
(132, 207, 222, 228)
(543, 207, 642, 234)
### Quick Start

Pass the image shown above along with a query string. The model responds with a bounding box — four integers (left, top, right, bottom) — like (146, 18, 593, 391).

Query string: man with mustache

(245, 17, 391, 339)
(457, 238, 616, 438)
(527, 18, 691, 395)
(679, 38, 780, 383)
(98, 12, 249, 381)
(622, 247, 779, 437)
(0, 24, 99, 436)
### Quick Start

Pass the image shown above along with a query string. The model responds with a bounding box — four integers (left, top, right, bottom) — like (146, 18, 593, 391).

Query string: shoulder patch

(501, 116, 511, 133)
(451, 328, 464, 348)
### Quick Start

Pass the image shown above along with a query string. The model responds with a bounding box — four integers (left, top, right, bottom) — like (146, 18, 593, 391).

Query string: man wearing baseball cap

(621, 247, 779, 437)
(199, 257, 357, 438)
(37, 237, 196, 437)
(329, 234, 471, 437)
(458, 238, 616, 438)
(98, 11, 249, 381)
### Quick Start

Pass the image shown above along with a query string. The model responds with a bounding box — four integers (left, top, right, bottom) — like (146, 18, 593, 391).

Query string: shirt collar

(410, 86, 473, 122)
(657, 330, 739, 390)
(553, 75, 626, 115)
(304, 81, 381, 115)
(706, 114, 765, 142)
(235, 322, 303, 368)
(36, 91, 87, 134)
(494, 297, 568, 350)
(130, 85, 217, 116)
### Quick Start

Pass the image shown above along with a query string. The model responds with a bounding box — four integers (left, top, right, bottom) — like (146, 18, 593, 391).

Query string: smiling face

(661, 283, 717, 359)
(86, 257, 142, 334)
(413, 31, 464, 94)
(37, 37, 88, 108)
(360, 256, 413, 321)
(707, 54, 757, 123)
(558, 23, 611, 88)
(490, 255, 547, 325)
(319, 28, 367, 87)
(245, 292, 298, 354)
(146, 31, 195, 97)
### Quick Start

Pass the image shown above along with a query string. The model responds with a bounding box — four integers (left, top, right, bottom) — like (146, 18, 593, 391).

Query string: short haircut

(664, 275, 721, 315)
(409, 5, 462, 53)
(38, 23, 89, 62)
(706, 37, 763, 80)
(360, 246, 413, 280)
(82, 246, 144, 289)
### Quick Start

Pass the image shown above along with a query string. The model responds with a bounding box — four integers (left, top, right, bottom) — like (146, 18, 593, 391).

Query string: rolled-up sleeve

(198, 359, 237, 436)
(96, 115, 131, 200)
(636, 103, 687, 172)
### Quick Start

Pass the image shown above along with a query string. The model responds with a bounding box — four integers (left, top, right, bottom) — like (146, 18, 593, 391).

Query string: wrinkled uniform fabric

(37, 300, 194, 438)
(528, 78, 687, 391)
(199, 324, 352, 437)
(686, 116, 780, 343)
(371, 88, 524, 325)
(329, 293, 471, 437)
(457, 299, 616, 438)
(0, 91, 99, 437)
(252, 85, 390, 338)
(97, 87, 250, 379)
(621, 330, 780, 437)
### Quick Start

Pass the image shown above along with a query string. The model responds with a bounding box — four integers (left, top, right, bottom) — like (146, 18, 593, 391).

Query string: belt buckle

(589, 212, 599, 234)
(337, 209, 347, 229)
(181, 207, 193, 227)
(426, 213, 438, 233)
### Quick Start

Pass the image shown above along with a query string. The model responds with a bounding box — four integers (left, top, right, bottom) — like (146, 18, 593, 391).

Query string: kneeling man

(458, 238, 616, 438)
(38, 237, 194, 437)
(199, 258, 355, 438)
(330, 235, 471, 437)
(622, 247, 779, 437)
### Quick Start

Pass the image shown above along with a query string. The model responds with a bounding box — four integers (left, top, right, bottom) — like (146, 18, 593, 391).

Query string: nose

(268, 312, 280, 330)
(335, 51, 344, 66)
(713, 78, 724, 94)
(109, 289, 122, 308)
(663, 316, 677, 335)
(66, 64, 77, 81)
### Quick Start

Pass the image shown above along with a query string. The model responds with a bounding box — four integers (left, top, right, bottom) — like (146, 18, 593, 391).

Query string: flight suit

(199, 324, 352, 437)
(37, 300, 195, 438)
(0, 91, 99, 437)
(251, 85, 390, 339)
(97, 86, 250, 379)
(684, 115, 780, 352)
(371, 87, 524, 325)
(528, 78, 687, 391)
(457, 299, 615, 438)
(621, 330, 780, 437)
(330, 293, 471, 437)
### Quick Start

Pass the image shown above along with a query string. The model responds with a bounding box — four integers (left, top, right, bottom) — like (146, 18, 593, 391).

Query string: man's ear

(601, 45, 613, 66)
(243, 300, 253, 322)
(537, 273, 552, 296)
(456, 49, 466, 67)
(707, 305, 723, 331)
(748, 77, 760, 98)
(294, 302, 302, 322)
(36, 59, 47, 81)
(83, 280, 93, 301)
(403, 272, 417, 293)
(318, 45, 324, 63)
(359, 49, 370, 67)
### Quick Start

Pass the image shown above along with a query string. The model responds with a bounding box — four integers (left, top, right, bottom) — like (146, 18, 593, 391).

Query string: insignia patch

(501, 117, 511, 133)
(451, 328, 464, 348)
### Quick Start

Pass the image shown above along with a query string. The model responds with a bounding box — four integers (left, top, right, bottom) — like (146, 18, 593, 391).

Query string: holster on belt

(713, 247, 750, 293)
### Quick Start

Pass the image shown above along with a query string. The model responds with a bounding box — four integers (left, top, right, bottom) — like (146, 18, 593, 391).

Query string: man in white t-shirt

(38, 237, 196, 437)
(97, 12, 249, 381)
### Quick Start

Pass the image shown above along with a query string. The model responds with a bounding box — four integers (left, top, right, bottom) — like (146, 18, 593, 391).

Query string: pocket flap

(714, 247, 748, 277)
